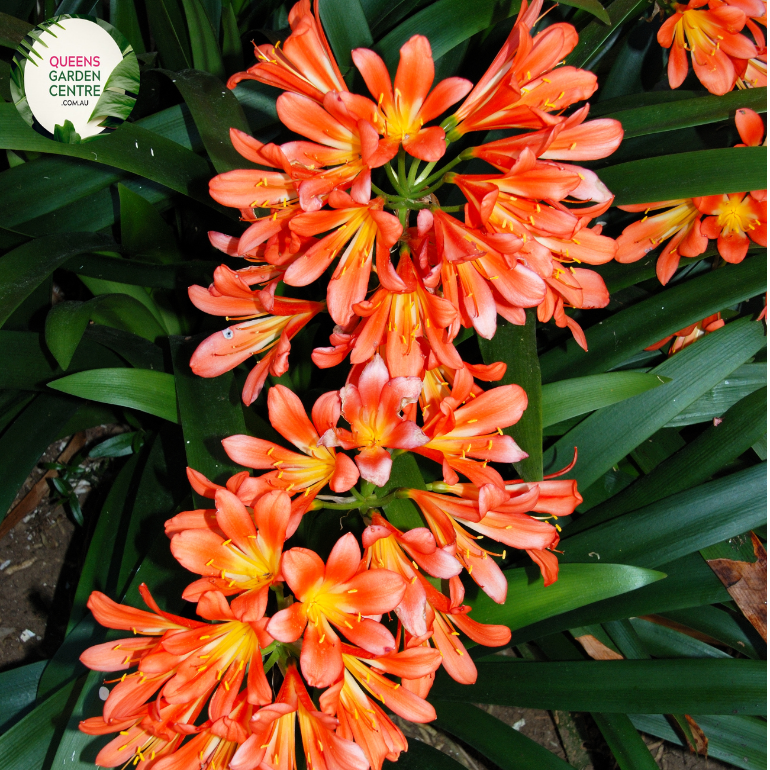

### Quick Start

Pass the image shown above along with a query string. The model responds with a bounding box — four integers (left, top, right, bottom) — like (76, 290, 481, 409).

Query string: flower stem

(397, 146, 407, 190)
(407, 156, 421, 188)
(413, 160, 437, 186)
(419, 154, 464, 188)
(385, 163, 408, 196)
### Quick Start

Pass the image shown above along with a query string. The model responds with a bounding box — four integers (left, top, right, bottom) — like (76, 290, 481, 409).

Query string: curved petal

(267, 602, 308, 642)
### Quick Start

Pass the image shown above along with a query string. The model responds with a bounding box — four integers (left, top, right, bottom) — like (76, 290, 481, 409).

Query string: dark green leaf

(44, 295, 166, 370)
(433, 701, 574, 770)
(540, 257, 766, 383)
(170, 335, 247, 489)
(159, 68, 252, 173)
(374, 0, 521, 71)
(381, 452, 427, 530)
(560, 0, 611, 24)
(573, 387, 767, 533)
(431, 658, 766, 714)
(145, 0, 192, 71)
(395, 738, 469, 770)
(0, 11, 32, 48)
(597, 21, 656, 101)
(0, 233, 114, 328)
(664, 363, 765, 427)
(180, 0, 226, 78)
(628, 617, 731, 658)
(504, 554, 730, 647)
(565, 0, 648, 68)
(88, 431, 141, 458)
(592, 713, 660, 770)
(48, 368, 179, 423)
(629, 714, 766, 770)
(658, 605, 765, 660)
(221, 4, 243, 72)
(479, 310, 542, 480)
(0, 104, 217, 208)
(0, 677, 82, 770)
(109, 0, 146, 54)
(700, 529, 758, 562)
(118, 183, 180, 264)
(561, 465, 766, 568)
(542, 372, 668, 428)
(319, 0, 373, 74)
(597, 148, 766, 205)
(0, 330, 126, 391)
(545, 318, 766, 489)
(0, 392, 80, 523)
(0, 660, 47, 733)
(467, 563, 664, 638)
(606, 87, 767, 139)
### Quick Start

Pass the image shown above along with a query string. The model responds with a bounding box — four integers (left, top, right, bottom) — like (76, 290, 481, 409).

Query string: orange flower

(188, 290, 323, 406)
(221, 385, 359, 527)
(285, 190, 403, 325)
(266, 533, 406, 687)
(227, 0, 346, 102)
(352, 35, 472, 163)
(616, 199, 709, 284)
(658, 0, 758, 94)
(231, 665, 368, 770)
(414, 376, 529, 488)
(323, 354, 429, 486)
(646, 313, 725, 354)
(696, 191, 767, 260)
(170, 489, 291, 620)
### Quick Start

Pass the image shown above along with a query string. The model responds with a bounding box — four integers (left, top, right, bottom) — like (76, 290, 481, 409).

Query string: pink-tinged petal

(277, 92, 355, 148)
(718, 230, 750, 262)
(419, 77, 473, 123)
(383, 420, 430, 450)
(196, 590, 236, 621)
(186, 467, 221, 499)
(301, 617, 343, 687)
(413, 545, 463, 579)
(330, 452, 360, 492)
(214, 489, 257, 551)
(528, 548, 559, 586)
(339, 616, 397, 656)
(395, 578, 431, 637)
(231, 588, 269, 623)
(281, 547, 326, 599)
(189, 327, 258, 378)
(452, 612, 511, 647)
(352, 48, 394, 110)
(451, 384, 528, 436)
(357, 353, 390, 408)
(468, 554, 508, 604)
(356, 445, 393, 487)
(325, 532, 362, 586)
(253, 489, 292, 555)
(403, 126, 447, 161)
(395, 35, 434, 119)
(268, 384, 319, 452)
(267, 602, 308, 642)
(736, 108, 764, 147)
(222, 434, 302, 470)
(312, 390, 342, 435)
(80, 637, 151, 671)
(335, 569, 407, 615)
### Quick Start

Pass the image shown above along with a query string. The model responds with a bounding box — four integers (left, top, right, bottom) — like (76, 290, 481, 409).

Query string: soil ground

(0, 433, 742, 770)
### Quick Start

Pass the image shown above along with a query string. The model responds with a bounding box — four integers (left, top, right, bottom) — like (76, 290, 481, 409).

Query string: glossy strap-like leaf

(544, 317, 766, 488)
(48, 368, 179, 423)
(540, 256, 766, 382)
(433, 701, 575, 770)
(597, 147, 766, 205)
(479, 310, 542, 480)
(431, 658, 766, 714)
(606, 88, 767, 139)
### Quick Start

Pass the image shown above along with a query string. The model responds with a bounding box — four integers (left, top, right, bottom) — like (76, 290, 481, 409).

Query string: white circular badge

(11, 15, 139, 143)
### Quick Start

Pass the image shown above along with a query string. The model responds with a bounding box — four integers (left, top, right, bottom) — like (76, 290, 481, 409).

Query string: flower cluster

(77, 1, 630, 767)
(616, 107, 767, 283)
(656, 0, 767, 94)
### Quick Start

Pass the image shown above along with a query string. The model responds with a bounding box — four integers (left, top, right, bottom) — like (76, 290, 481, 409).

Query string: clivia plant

(0, 0, 765, 770)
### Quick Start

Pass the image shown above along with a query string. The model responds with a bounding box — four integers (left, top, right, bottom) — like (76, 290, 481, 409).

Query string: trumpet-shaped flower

(696, 191, 767, 260)
(285, 190, 403, 325)
(267, 532, 407, 686)
(616, 199, 708, 284)
(324, 354, 429, 486)
(227, 0, 346, 102)
(646, 312, 725, 355)
(352, 35, 472, 162)
(658, 0, 758, 94)
(415, 377, 528, 488)
(222, 385, 359, 529)
(170, 489, 291, 620)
